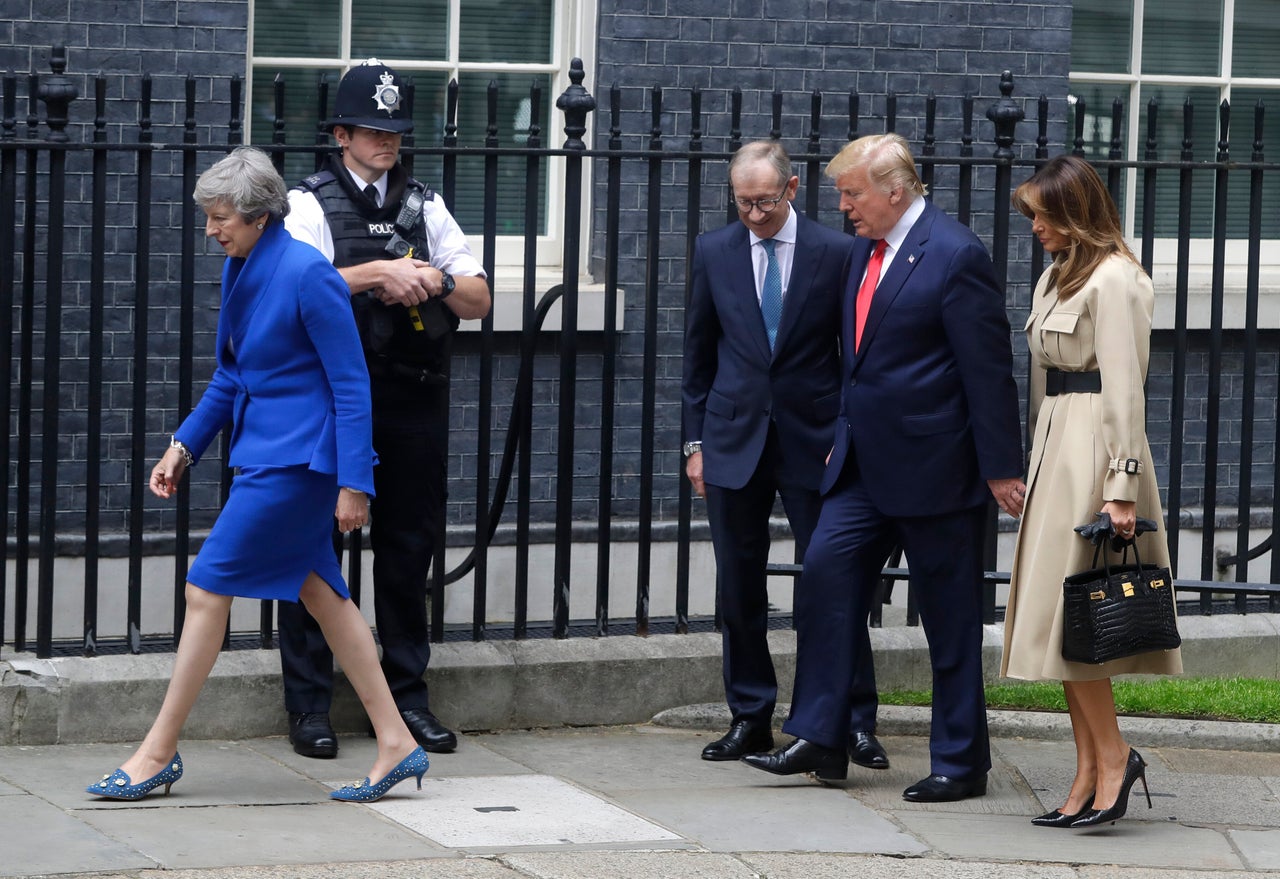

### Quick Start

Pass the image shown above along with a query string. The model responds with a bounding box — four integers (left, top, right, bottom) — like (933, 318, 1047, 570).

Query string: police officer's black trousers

(278, 383, 447, 714)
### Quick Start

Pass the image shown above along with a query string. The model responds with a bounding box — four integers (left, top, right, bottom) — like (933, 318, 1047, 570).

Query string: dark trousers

(704, 425, 879, 732)
(783, 468, 990, 779)
(278, 386, 446, 714)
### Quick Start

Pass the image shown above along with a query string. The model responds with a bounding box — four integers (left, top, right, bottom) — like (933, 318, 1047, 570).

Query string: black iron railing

(3, 48, 1279, 659)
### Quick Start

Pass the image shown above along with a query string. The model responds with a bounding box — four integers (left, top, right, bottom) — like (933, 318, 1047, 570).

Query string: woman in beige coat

(1002, 155, 1182, 829)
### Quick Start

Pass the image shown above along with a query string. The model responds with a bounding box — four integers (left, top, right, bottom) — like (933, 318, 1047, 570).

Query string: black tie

(363, 183, 379, 208)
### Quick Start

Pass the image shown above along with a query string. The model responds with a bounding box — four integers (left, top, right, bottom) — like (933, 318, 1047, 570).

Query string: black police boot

(288, 712, 338, 759)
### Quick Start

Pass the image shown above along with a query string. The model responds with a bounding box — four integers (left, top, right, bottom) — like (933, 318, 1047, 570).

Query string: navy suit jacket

(175, 221, 376, 495)
(822, 201, 1021, 514)
(683, 211, 853, 491)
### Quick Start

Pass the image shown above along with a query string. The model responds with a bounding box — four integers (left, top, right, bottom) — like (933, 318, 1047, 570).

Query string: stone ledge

(1, 613, 1276, 746)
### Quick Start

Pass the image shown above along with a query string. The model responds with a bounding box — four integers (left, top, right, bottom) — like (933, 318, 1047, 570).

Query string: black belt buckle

(1045, 369, 1064, 396)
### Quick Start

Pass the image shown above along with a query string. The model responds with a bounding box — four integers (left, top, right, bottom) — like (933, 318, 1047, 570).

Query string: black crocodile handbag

(1061, 539, 1181, 664)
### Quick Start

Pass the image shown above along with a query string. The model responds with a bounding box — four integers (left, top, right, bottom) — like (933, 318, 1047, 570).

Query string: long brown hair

(1011, 154, 1139, 298)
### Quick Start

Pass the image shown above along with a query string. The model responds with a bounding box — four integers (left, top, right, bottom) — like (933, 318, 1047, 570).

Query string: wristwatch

(438, 271, 455, 300)
(682, 441, 702, 457)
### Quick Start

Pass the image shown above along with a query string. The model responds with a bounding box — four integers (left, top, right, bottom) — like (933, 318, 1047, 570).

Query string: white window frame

(1069, 0, 1280, 329)
(246, 0, 599, 287)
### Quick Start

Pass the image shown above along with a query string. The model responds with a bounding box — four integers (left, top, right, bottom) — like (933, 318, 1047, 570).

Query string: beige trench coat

(1001, 253, 1183, 681)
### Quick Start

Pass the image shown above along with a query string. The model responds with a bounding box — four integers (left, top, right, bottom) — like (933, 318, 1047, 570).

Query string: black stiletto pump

(1070, 748, 1150, 828)
(1031, 793, 1095, 828)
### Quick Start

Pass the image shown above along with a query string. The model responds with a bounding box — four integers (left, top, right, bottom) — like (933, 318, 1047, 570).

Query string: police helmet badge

(372, 71, 401, 116)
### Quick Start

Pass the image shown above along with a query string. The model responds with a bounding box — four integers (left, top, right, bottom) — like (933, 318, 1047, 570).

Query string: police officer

(279, 59, 490, 758)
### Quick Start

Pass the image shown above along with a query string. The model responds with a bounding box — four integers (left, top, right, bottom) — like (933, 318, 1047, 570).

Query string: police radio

(384, 187, 425, 259)
(382, 187, 447, 336)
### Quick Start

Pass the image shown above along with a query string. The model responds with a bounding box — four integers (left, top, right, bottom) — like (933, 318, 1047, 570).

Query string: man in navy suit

(743, 134, 1024, 802)
(683, 141, 885, 770)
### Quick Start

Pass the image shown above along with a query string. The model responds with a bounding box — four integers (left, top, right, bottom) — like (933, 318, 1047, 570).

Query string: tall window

(249, 0, 594, 265)
(1069, 0, 1280, 243)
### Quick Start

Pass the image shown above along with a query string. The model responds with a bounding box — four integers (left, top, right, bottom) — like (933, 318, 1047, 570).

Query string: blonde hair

(824, 133, 927, 198)
(1012, 154, 1139, 299)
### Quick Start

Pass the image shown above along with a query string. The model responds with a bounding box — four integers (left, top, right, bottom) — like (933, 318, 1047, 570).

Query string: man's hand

(685, 451, 705, 498)
(335, 487, 369, 533)
(357, 258, 435, 306)
(988, 477, 1026, 518)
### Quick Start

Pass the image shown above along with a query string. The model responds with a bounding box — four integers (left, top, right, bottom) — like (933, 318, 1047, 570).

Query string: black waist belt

(1044, 368, 1101, 396)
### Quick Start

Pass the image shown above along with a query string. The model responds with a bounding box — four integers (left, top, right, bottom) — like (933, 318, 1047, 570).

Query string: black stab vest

(294, 157, 457, 375)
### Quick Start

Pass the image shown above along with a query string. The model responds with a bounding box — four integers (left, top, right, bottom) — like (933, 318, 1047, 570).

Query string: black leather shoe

(1031, 794, 1094, 828)
(741, 738, 848, 781)
(902, 773, 987, 803)
(288, 712, 338, 759)
(701, 720, 773, 761)
(401, 708, 458, 753)
(848, 730, 889, 770)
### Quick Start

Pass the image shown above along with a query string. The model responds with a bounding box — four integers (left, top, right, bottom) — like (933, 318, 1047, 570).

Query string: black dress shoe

(902, 773, 987, 803)
(288, 712, 338, 759)
(1031, 794, 1094, 828)
(848, 730, 889, 770)
(401, 708, 458, 753)
(741, 738, 848, 781)
(701, 720, 773, 761)
(1070, 748, 1150, 828)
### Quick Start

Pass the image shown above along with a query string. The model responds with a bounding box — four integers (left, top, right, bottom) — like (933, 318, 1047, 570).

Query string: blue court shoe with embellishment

(86, 753, 183, 800)
(330, 746, 428, 803)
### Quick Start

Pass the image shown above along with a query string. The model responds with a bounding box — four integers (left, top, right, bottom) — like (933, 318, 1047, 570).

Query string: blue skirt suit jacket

(177, 220, 375, 601)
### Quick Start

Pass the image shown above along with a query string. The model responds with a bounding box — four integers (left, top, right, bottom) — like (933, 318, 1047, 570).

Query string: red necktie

(854, 239, 887, 351)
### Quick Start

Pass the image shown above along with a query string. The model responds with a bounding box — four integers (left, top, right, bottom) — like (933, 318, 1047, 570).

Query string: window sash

(247, 0, 596, 269)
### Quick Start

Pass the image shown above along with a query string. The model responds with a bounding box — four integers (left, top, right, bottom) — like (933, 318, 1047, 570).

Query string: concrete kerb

(2, 611, 1278, 747)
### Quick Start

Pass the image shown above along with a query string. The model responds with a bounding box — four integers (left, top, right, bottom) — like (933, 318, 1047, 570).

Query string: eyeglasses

(732, 190, 787, 213)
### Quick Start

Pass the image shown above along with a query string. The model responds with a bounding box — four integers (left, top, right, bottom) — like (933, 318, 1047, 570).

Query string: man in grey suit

(682, 141, 885, 770)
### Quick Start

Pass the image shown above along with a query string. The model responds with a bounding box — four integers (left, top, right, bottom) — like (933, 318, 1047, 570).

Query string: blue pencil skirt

(186, 465, 348, 602)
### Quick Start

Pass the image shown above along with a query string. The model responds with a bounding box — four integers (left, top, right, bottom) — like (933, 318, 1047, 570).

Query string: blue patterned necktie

(760, 237, 783, 351)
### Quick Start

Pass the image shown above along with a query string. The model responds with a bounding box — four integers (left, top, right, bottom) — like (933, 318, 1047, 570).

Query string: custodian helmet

(326, 58, 414, 134)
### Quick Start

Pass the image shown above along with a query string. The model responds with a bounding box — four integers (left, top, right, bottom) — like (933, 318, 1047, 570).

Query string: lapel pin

(908, 255, 916, 264)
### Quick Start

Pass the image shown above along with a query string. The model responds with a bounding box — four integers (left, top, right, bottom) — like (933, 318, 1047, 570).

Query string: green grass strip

(879, 677, 1280, 724)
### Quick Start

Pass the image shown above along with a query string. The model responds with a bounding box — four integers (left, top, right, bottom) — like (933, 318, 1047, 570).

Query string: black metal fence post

(552, 58, 594, 638)
(984, 71, 1025, 625)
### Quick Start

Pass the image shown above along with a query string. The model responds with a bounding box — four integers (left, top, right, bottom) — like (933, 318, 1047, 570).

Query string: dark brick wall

(3, 3, 248, 539)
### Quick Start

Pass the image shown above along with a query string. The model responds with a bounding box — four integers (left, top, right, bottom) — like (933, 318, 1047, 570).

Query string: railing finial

(556, 57, 596, 151)
(986, 70, 1023, 160)
(39, 44, 79, 142)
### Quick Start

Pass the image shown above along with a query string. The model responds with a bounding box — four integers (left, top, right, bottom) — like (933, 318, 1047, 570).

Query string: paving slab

(741, 853, 1078, 879)
(1074, 870, 1270, 879)
(892, 810, 1244, 870)
(75, 802, 445, 870)
(502, 850, 760, 878)
(365, 774, 682, 849)
(615, 784, 926, 855)
(1228, 827, 1280, 871)
(478, 725, 776, 792)
(241, 734, 534, 783)
(34, 859, 523, 879)
(0, 795, 155, 876)
(4, 741, 327, 810)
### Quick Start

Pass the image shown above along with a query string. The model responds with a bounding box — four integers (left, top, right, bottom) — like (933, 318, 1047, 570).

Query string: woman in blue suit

(86, 148, 426, 804)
